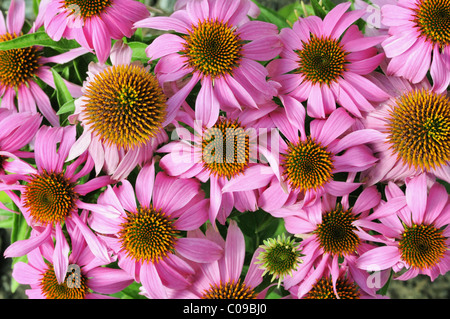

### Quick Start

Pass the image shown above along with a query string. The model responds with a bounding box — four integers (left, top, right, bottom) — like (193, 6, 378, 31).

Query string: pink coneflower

(67, 40, 168, 181)
(3, 125, 113, 267)
(141, 220, 267, 299)
(89, 162, 224, 298)
(357, 173, 450, 281)
(258, 107, 383, 211)
(380, 0, 450, 92)
(360, 71, 450, 185)
(0, 0, 87, 126)
(39, 0, 149, 64)
(12, 219, 133, 299)
(267, 2, 389, 119)
(135, 0, 282, 127)
(270, 186, 389, 298)
(158, 100, 281, 224)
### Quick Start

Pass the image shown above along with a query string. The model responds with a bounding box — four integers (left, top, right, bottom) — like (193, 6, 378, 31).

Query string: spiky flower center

(40, 264, 88, 299)
(281, 137, 334, 191)
(297, 35, 347, 86)
(201, 279, 257, 299)
(63, 0, 111, 18)
(202, 119, 250, 179)
(305, 276, 360, 299)
(256, 234, 303, 286)
(316, 206, 360, 256)
(399, 223, 446, 270)
(23, 170, 79, 225)
(118, 205, 179, 264)
(0, 33, 40, 88)
(386, 89, 450, 170)
(182, 18, 243, 78)
(84, 64, 167, 150)
(413, 0, 450, 48)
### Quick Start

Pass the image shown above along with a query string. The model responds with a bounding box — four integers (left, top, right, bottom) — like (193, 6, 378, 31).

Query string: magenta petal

(174, 198, 209, 231)
(146, 34, 186, 60)
(405, 173, 428, 224)
(222, 165, 273, 193)
(135, 160, 155, 208)
(135, 16, 190, 33)
(140, 262, 168, 299)
(225, 220, 245, 282)
(7, 0, 25, 34)
(12, 262, 42, 286)
(357, 246, 401, 271)
(28, 81, 60, 127)
(430, 47, 450, 93)
(424, 183, 448, 225)
(86, 268, 134, 294)
(196, 77, 220, 128)
(4, 224, 52, 258)
(176, 237, 223, 263)
(53, 223, 70, 284)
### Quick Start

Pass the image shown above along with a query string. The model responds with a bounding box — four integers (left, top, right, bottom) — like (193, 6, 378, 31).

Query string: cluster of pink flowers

(0, 0, 449, 300)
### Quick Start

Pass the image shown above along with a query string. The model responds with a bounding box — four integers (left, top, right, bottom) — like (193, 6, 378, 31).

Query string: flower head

(381, 0, 450, 91)
(267, 2, 389, 119)
(67, 41, 168, 180)
(3, 125, 113, 268)
(89, 161, 223, 298)
(357, 174, 450, 281)
(12, 217, 133, 299)
(40, 0, 149, 63)
(361, 73, 450, 185)
(0, 0, 87, 126)
(135, 0, 282, 127)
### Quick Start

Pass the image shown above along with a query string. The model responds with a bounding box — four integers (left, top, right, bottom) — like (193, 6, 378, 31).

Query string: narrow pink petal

(225, 220, 245, 282)
(153, 172, 200, 213)
(196, 77, 220, 128)
(69, 211, 111, 264)
(330, 129, 384, 154)
(238, 20, 279, 41)
(12, 262, 42, 286)
(135, 160, 155, 208)
(225, 74, 258, 109)
(114, 179, 137, 212)
(140, 262, 168, 299)
(242, 36, 281, 61)
(405, 173, 428, 224)
(258, 179, 290, 212)
(424, 183, 448, 225)
(324, 181, 361, 197)
(284, 215, 317, 234)
(307, 84, 326, 118)
(89, 18, 111, 64)
(431, 47, 450, 93)
(357, 246, 401, 270)
(4, 224, 52, 258)
(314, 108, 355, 146)
(41, 47, 91, 65)
(7, 0, 25, 34)
(174, 198, 209, 231)
(146, 34, 186, 60)
(28, 81, 60, 127)
(368, 196, 408, 221)
(222, 165, 273, 193)
(17, 84, 37, 114)
(45, 11, 69, 41)
(209, 175, 222, 223)
(176, 237, 223, 263)
(382, 30, 418, 58)
(134, 16, 190, 33)
(323, 2, 354, 37)
(0, 11, 6, 34)
(352, 186, 381, 214)
(85, 268, 134, 294)
(164, 73, 200, 126)
(186, 0, 209, 23)
(53, 223, 70, 284)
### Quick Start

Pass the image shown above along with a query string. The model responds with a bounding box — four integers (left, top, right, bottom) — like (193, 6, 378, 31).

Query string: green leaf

(0, 32, 80, 51)
(310, 0, 327, 19)
(56, 99, 75, 115)
(251, 0, 290, 29)
(127, 41, 150, 61)
(51, 68, 74, 108)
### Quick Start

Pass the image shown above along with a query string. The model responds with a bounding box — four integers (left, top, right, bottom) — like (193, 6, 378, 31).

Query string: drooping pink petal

(135, 160, 155, 208)
(53, 223, 70, 284)
(405, 173, 428, 224)
(85, 268, 134, 294)
(176, 237, 223, 263)
(3, 224, 52, 258)
(140, 262, 168, 299)
(224, 220, 245, 282)
(357, 246, 402, 270)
